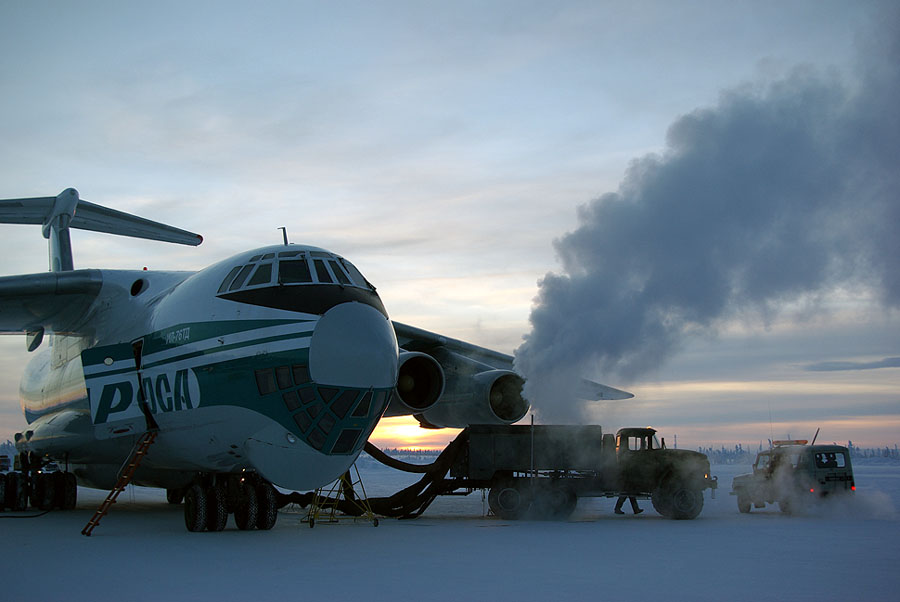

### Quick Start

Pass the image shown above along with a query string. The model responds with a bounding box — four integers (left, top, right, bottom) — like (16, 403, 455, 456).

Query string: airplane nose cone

(309, 302, 398, 388)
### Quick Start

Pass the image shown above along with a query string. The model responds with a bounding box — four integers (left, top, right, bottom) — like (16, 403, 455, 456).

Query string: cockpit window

(328, 259, 352, 285)
(279, 259, 312, 284)
(313, 259, 333, 284)
(218, 250, 375, 297)
(248, 263, 273, 286)
(228, 265, 255, 291)
(338, 259, 369, 288)
(217, 266, 243, 294)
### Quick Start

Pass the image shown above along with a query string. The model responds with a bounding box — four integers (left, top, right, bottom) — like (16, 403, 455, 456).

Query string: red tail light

(851, 485, 856, 491)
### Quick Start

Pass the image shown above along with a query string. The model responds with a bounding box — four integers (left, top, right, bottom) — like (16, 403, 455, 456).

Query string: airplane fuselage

(17, 244, 399, 492)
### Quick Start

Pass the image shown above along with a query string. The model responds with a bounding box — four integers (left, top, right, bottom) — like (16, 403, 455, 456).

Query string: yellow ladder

(81, 430, 158, 536)
(305, 464, 379, 528)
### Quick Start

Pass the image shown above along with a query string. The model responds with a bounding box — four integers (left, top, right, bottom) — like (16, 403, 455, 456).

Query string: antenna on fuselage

(278, 227, 289, 245)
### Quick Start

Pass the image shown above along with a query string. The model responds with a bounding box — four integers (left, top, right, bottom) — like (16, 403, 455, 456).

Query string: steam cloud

(515, 12, 899, 420)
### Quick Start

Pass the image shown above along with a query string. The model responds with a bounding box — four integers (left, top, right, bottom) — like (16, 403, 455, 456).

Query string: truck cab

(731, 440, 855, 514)
(615, 427, 717, 519)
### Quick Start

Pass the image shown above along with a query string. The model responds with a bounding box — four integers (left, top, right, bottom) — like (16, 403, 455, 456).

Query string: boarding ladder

(81, 430, 158, 536)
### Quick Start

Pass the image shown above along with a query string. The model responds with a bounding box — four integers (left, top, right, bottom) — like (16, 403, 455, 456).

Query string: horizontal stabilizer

(577, 378, 633, 401)
(0, 189, 202, 246)
(70, 199, 202, 246)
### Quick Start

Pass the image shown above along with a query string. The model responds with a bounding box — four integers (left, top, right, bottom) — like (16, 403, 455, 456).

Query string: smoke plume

(515, 12, 899, 420)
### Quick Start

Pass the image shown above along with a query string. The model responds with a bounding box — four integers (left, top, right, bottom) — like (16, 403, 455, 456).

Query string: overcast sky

(0, 1, 896, 450)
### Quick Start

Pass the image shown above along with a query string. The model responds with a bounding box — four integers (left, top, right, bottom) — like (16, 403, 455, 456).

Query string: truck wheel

(489, 479, 529, 520)
(651, 487, 672, 518)
(778, 499, 792, 514)
(551, 486, 577, 520)
(737, 494, 751, 513)
(668, 487, 703, 519)
(532, 483, 577, 520)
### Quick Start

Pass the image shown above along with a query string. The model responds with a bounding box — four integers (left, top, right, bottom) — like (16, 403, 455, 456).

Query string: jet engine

(413, 349, 529, 429)
(387, 351, 445, 414)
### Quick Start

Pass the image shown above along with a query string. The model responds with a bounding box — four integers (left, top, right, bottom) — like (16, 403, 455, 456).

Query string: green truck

(447, 425, 718, 520)
(730, 440, 855, 514)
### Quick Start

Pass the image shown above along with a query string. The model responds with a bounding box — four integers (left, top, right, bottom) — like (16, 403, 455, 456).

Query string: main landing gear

(0, 452, 77, 513)
(180, 473, 278, 532)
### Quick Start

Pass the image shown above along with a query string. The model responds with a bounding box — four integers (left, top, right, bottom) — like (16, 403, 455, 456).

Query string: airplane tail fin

(0, 188, 203, 271)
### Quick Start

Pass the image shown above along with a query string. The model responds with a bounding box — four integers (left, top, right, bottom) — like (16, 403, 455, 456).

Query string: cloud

(805, 357, 900, 372)
(515, 7, 900, 420)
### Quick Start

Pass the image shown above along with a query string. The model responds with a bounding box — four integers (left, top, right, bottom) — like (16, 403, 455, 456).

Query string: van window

(814, 451, 846, 468)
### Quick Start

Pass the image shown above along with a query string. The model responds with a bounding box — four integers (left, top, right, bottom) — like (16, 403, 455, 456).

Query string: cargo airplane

(0, 188, 631, 531)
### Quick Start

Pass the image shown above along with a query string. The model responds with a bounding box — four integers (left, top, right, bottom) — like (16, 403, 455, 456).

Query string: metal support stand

(303, 463, 379, 528)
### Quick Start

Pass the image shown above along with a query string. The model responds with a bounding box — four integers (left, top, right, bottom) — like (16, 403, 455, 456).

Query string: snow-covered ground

(2, 463, 898, 601)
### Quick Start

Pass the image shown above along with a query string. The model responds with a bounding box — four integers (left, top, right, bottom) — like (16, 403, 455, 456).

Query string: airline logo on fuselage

(91, 368, 201, 424)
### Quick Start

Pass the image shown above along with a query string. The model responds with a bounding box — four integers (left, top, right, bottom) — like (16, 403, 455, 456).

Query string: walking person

(614, 494, 643, 514)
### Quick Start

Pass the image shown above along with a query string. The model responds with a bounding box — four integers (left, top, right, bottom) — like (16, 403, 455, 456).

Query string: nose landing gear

(183, 473, 278, 532)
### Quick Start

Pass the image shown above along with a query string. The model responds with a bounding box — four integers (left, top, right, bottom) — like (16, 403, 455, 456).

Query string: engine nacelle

(416, 368, 528, 429)
(384, 351, 445, 415)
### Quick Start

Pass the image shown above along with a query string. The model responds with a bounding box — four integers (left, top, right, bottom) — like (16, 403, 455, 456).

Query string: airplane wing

(0, 270, 103, 334)
(392, 321, 632, 401)
(393, 321, 515, 369)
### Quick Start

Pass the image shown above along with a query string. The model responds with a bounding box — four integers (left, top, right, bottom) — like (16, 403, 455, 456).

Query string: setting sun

(368, 416, 461, 450)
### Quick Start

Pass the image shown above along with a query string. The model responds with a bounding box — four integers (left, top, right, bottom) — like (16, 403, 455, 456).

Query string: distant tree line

(382, 448, 441, 458)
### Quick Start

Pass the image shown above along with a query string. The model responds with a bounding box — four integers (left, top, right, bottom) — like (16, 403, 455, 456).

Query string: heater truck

(439, 424, 718, 520)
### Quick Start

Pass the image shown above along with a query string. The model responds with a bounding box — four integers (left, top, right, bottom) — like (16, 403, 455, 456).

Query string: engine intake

(387, 351, 444, 413)
(417, 369, 528, 428)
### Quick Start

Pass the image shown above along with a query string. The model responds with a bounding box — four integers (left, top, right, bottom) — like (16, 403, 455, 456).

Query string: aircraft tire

(31, 473, 56, 511)
(256, 482, 277, 530)
(28, 473, 42, 509)
(54, 472, 77, 510)
(234, 482, 258, 530)
(206, 484, 228, 532)
(5, 473, 27, 511)
(184, 484, 208, 532)
(737, 494, 751, 513)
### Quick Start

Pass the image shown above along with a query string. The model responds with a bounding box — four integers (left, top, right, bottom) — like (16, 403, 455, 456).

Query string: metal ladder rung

(81, 431, 158, 536)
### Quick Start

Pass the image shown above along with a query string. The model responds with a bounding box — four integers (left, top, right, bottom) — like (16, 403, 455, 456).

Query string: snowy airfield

(3, 463, 899, 602)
